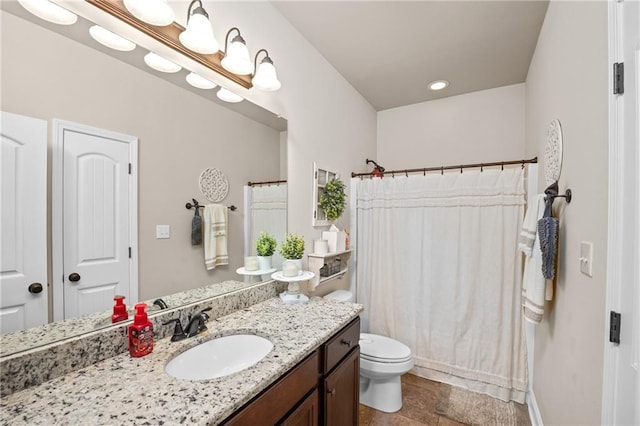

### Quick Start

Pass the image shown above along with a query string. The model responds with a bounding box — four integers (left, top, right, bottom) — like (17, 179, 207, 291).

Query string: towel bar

(186, 200, 237, 211)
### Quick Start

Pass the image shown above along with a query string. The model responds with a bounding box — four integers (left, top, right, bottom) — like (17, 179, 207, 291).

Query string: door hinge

(613, 62, 624, 94)
(610, 311, 621, 343)
(129, 247, 132, 258)
(128, 163, 132, 174)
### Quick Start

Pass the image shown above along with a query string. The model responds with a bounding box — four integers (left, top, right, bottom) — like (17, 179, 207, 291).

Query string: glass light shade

(179, 13, 219, 54)
(89, 26, 136, 52)
(123, 0, 174, 26)
(144, 52, 181, 73)
(17, 0, 77, 25)
(186, 72, 217, 90)
(221, 40, 254, 75)
(252, 61, 281, 91)
(216, 87, 243, 103)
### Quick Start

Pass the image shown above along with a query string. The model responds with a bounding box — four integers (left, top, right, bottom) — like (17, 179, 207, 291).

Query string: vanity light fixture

(186, 72, 217, 90)
(252, 49, 281, 91)
(89, 25, 136, 52)
(17, 0, 78, 25)
(179, 0, 219, 54)
(221, 28, 254, 76)
(428, 80, 449, 91)
(216, 87, 243, 103)
(144, 52, 181, 73)
(122, 0, 174, 27)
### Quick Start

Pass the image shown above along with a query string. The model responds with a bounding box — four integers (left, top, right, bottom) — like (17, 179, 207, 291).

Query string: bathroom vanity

(0, 290, 362, 425)
(223, 317, 360, 425)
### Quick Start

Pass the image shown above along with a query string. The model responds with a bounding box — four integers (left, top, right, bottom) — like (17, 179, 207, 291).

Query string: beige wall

(377, 84, 526, 169)
(203, 2, 378, 296)
(1, 11, 282, 301)
(525, 1, 608, 424)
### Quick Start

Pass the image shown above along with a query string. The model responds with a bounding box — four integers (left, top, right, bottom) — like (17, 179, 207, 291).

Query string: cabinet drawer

(323, 317, 360, 374)
(223, 349, 320, 425)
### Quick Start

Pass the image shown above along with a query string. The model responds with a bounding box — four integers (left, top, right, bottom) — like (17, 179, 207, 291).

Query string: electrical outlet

(156, 225, 170, 239)
(579, 241, 593, 277)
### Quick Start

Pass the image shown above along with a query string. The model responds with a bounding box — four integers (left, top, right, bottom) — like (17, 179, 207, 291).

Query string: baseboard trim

(527, 389, 543, 426)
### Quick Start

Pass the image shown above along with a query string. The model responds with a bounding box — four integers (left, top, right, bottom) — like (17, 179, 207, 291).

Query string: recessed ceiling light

(89, 26, 136, 52)
(17, 0, 78, 25)
(216, 87, 243, 103)
(143, 52, 181, 73)
(186, 72, 217, 90)
(429, 80, 449, 91)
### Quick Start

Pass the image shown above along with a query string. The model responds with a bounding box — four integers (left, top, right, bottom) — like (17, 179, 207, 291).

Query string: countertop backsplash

(0, 280, 287, 397)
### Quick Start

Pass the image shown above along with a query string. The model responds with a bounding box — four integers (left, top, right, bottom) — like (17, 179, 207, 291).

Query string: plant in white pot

(256, 232, 277, 270)
(279, 233, 305, 277)
(319, 178, 346, 222)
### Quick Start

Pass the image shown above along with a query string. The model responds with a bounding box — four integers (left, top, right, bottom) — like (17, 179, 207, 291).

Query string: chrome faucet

(163, 307, 212, 342)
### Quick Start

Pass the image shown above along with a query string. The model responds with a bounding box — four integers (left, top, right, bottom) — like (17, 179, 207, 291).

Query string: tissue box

(322, 231, 346, 253)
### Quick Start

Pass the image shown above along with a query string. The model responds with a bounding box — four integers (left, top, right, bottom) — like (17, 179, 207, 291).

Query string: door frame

(602, 0, 640, 423)
(52, 120, 138, 321)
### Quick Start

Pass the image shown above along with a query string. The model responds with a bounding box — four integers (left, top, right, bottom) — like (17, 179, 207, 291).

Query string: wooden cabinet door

(324, 348, 359, 426)
(281, 390, 318, 426)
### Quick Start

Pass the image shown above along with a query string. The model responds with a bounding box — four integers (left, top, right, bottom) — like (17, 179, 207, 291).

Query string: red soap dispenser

(129, 303, 154, 357)
(111, 295, 128, 324)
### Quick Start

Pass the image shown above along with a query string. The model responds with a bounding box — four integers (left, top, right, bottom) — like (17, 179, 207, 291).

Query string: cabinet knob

(327, 388, 336, 396)
(340, 339, 352, 348)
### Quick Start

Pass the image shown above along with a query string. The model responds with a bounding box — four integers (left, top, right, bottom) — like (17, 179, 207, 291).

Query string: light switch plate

(579, 241, 593, 277)
(156, 225, 170, 239)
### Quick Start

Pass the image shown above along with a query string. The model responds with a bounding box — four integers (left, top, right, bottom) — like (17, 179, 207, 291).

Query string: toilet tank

(323, 290, 354, 303)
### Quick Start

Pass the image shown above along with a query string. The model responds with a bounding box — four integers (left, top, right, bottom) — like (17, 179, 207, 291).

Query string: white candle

(244, 256, 259, 271)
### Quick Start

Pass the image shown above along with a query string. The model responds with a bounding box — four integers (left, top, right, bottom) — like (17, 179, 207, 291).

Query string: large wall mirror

(0, 3, 287, 356)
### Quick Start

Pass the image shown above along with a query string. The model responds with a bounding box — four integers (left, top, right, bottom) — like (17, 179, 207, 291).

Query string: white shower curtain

(355, 168, 527, 402)
(244, 184, 287, 269)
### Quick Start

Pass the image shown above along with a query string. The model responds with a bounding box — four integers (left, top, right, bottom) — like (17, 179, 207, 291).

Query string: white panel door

(605, 1, 640, 424)
(56, 122, 136, 319)
(0, 111, 48, 333)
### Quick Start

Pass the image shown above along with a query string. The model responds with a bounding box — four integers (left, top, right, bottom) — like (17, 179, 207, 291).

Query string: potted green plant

(320, 178, 346, 222)
(279, 233, 305, 277)
(256, 232, 277, 270)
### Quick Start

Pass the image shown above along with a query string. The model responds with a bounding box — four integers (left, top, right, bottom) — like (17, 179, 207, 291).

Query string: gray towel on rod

(538, 183, 559, 279)
(191, 204, 202, 246)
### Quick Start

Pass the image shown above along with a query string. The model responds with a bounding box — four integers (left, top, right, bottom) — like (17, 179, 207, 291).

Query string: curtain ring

(423, 169, 426, 176)
(522, 160, 525, 169)
(480, 163, 484, 172)
(501, 162, 504, 171)
(392, 171, 395, 178)
(441, 166, 444, 175)
(405, 170, 408, 177)
(460, 165, 463, 174)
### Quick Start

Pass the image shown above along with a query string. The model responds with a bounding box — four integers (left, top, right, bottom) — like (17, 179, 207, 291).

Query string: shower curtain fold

(355, 168, 527, 403)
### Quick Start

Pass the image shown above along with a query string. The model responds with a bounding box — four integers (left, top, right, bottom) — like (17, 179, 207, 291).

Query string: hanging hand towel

(520, 194, 547, 324)
(538, 183, 559, 280)
(203, 204, 228, 270)
(191, 203, 202, 246)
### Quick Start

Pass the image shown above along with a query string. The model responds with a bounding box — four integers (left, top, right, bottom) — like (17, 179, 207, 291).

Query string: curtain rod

(247, 179, 287, 187)
(351, 157, 538, 178)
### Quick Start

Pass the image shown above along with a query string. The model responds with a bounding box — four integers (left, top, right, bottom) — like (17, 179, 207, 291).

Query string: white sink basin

(165, 334, 273, 381)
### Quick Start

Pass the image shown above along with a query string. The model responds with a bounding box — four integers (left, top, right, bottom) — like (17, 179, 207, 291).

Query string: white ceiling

(273, 1, 549, 111)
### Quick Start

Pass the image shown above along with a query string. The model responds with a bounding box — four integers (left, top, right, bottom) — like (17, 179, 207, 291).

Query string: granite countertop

(0, 297, 362, 425)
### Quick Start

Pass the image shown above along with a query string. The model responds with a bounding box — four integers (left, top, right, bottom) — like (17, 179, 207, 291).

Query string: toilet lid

(359, 333, 412, 362)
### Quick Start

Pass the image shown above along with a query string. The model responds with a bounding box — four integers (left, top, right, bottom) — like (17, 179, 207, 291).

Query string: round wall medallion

(199, 168, 229, 202)
(544, 119, 563, 186)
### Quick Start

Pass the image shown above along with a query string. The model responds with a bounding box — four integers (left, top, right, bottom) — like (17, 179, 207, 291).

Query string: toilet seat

(359, 333, 412, 363)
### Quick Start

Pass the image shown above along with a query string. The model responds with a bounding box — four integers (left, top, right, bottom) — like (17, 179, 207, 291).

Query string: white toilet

(324, 290, 414, 413)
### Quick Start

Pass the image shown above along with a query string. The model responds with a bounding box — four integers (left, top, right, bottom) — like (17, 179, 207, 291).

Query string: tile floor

(359, 374, 466, 426)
